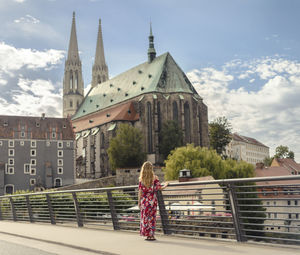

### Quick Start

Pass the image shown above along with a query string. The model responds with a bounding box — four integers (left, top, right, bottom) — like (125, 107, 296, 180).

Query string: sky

(0, 0, 300, 161)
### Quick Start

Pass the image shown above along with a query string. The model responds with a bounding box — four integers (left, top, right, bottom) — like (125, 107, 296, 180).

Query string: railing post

(227, 184, 246, 242)
(107, 191, 120, 230)
(72, 192, 83, 227)
(26, 195, 34, 223)
(46, 194, 56, 225)
(9, 197, 17, 221)
(157, 190, 171, 234)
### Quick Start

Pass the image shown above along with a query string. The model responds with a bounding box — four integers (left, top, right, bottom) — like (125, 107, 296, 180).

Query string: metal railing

(0, 175, 300, 245)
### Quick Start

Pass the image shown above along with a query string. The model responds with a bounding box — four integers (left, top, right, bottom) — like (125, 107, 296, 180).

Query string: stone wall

(55, 176, 116, 191)
(116, 166, 165, 186)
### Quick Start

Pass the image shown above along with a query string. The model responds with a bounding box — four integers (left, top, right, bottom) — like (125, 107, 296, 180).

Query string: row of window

(262, 189, 300, 196)
(6, 159, 64, 167)
(4, 178, 62, 194)
(7, 149, 64, 157)
(0, 140, 71, 148)
(267, 213, 299, 219)
(5, 164, 64, 175)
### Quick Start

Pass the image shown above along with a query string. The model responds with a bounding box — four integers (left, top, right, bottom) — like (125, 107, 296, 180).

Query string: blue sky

(0, 0, 300, 161)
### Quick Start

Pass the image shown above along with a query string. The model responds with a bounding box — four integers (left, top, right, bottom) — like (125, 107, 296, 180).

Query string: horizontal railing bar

(244, 234, 300, 243)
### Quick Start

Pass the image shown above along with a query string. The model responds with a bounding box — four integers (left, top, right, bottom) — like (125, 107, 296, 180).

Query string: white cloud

(0, 41, 64, 117)
(14, 0, 25, 3)
(187, 57, 300, 162)
(0, 42, 64, 76)
(0, 78, 62, 117)
(14, 15, 40, 24)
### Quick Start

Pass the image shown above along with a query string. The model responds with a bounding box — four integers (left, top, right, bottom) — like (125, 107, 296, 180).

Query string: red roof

(0, 115, 74, 140)
(232, 133, 269, 148)
(72, 101, 139, 132)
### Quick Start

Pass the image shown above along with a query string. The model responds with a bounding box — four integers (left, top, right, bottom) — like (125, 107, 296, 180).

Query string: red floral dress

(139, 178, 161, 237)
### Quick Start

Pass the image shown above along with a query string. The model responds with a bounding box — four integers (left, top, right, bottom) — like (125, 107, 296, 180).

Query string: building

(0, 115, 75, 195)
(255, 163, 300, 233)
(69, 20, 209, 178)
(225, 133, 269, 165)
(271, 157, 300, 175)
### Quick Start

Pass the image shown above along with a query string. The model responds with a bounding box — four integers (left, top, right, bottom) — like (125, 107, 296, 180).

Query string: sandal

(149, 236, 156, 241)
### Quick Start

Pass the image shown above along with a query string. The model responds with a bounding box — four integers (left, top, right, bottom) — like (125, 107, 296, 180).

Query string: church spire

(148, 22, 156, 63)
(91, 19, 109, 88)
(67, 12, 79, 61)
(63, 12, 84, 118)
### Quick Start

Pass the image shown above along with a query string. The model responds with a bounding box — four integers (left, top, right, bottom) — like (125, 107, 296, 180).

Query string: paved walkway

(0, 221, 299, 255)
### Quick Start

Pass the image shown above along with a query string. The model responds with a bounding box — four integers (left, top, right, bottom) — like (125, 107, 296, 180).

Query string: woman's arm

(159, 182, 169, 190)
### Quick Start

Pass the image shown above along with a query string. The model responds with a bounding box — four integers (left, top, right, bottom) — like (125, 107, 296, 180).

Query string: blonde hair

(139, 161, 155, 188)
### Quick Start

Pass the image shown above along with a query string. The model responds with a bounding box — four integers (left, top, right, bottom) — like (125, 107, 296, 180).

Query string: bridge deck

(0, 221, 299, 255)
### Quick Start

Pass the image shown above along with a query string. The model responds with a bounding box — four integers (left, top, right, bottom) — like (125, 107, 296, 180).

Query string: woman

(138, 161, 168, 241)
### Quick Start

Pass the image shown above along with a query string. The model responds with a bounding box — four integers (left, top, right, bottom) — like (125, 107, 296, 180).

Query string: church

(63, 13, 209, 178)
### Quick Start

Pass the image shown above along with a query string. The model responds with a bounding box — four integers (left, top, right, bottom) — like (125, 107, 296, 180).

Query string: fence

(0, 175, 300, 245)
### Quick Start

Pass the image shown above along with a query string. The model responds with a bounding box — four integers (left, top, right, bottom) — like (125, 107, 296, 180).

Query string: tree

(209, 117, 232, 156)
(108, 124, 146, 169)
(274, 145, 294, 159)
(159, 120, 183, 159)
(263, 156, 274, 167)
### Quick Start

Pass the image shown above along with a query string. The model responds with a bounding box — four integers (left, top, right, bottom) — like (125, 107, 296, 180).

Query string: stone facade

(116, 166, 164, 187)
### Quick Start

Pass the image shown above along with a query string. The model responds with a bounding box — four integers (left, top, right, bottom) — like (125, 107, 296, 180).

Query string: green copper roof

(72, 52, 200, 120)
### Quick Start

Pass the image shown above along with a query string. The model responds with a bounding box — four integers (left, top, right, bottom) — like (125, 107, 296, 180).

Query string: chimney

(256, 162, 264, 169)
(41, 113, 45, 120)
(179, 169, 192, 182)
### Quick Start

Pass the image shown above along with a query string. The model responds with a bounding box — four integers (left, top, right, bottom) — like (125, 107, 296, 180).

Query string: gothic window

(157, 102, 161, 132)
(77, 101, 80, 107)
(101, 132, 105, 148)
(102, 75, 106, 82)
(184, 102, 191, 144)
(70, 100, 73, 108)
(74, 71, 78, 90)
(70, 72, 73, 90)
(198, 106, 203, 146)
(147, 102, 153, 153)
(97, 75, 101, 84)
(173, 101, 178, 123)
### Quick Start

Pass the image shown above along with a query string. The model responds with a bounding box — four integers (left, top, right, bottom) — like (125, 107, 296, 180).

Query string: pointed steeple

(63, 12, 84, 118)
(92, 19, 109, 88)
(148, 22, 156, 63)
(67, 12, 79, 61)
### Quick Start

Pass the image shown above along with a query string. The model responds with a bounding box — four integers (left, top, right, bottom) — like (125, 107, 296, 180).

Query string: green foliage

(274, 145, 295, 159)
(108, 124, 146, 169)
(159, 120, 183, 159)
(263, 156, 274, 166)
(209, 117, 232, 155)
(163, 144, 254, 181)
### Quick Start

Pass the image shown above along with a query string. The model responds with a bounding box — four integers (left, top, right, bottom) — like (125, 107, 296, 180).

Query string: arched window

(102, 75, 106, 82)
(77, 100, 80, 107)
(101, 132, 105, 148)
(157, 102, 161, 132)
(54, 178, 62, 188)
(173, 101, 178, 123)
(198, 106, 203, 146)
(5, 185, 14, 195)
(70, 72, 73, 90)
(74, 71, 78, 90)
(184, 102, 191, 143)
(147, 102, 153, 153)
(70, 100, 73, 108)
(97, 75, 101, 84)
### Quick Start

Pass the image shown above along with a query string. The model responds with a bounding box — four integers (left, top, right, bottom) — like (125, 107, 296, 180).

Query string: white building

(225, 133, 269, 165)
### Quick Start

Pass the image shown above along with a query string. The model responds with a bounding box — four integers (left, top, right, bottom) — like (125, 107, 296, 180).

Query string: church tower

(91, 19, 109, 88)
(63, 12, 84, 118)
